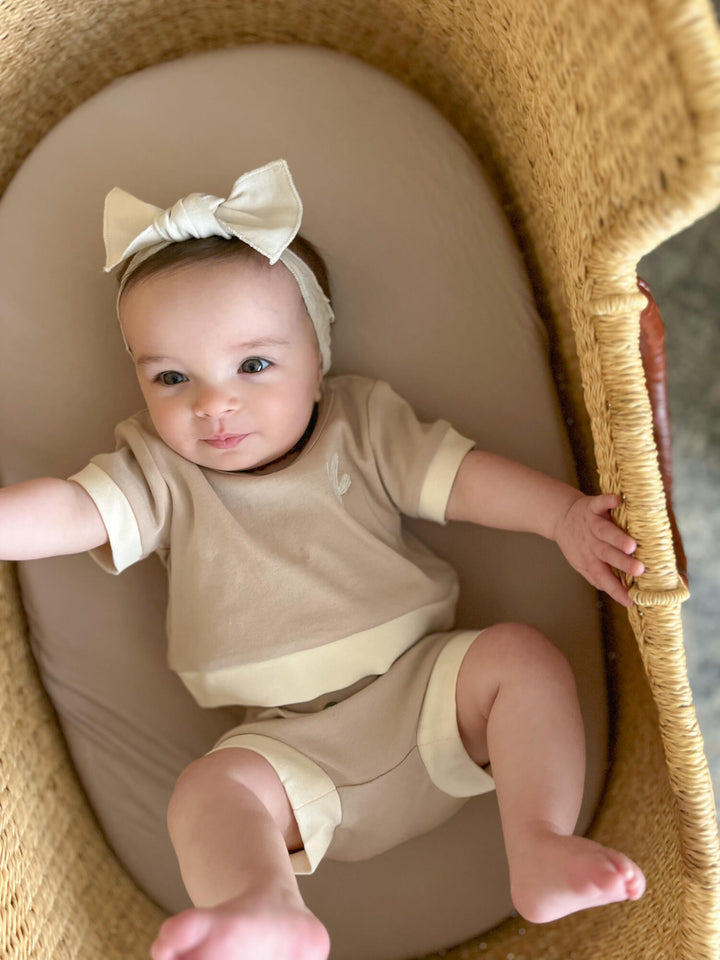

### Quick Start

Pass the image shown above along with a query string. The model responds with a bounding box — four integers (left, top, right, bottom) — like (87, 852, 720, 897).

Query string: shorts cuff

(417, 631, 495, 799)
(209, 733, 342, 874)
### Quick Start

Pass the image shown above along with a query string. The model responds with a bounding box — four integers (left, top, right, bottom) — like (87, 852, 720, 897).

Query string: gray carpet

(638, 195, 720, 806)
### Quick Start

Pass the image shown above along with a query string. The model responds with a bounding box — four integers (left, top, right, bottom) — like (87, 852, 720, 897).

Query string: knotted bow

(103, 159, 333, 371)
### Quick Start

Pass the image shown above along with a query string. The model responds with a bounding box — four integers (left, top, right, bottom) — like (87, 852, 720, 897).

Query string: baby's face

(119, 257, 323, 471)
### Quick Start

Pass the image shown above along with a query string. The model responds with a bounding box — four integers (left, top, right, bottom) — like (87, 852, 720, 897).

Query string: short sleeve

(367, 381, 474, 523)
(68, 417, 172, 574)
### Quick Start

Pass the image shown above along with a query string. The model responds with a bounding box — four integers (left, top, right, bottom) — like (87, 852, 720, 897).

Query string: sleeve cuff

(417, 429, 475, 524)
(68, 463, 143, 573)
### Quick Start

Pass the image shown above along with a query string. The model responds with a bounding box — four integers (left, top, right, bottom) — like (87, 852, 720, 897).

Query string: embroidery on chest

(327, 453, 352, 503)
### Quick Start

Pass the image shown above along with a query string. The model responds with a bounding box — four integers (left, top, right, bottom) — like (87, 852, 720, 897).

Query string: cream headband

(103, 159, 334, 372)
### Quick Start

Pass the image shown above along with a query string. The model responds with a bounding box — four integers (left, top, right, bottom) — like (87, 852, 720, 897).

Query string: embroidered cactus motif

(327, 453, 351, 502)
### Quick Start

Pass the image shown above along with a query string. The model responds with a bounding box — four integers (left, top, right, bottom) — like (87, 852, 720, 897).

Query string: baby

(0, 160, 646, 960)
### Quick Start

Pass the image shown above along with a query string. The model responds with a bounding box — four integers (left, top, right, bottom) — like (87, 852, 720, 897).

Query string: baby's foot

(509, 828, 646, 924)
(150, 886, 330, 960)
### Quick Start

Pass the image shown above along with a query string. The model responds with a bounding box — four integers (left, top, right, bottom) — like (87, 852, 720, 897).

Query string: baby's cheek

(270, 390, 308, 428)
(153, 409, 189, 453)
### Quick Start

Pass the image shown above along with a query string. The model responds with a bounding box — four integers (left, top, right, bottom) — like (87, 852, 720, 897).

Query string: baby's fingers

(595, 522, 640, 561)
(590, 497, 642, 557)
(589, 545, 644, 607)
(582, 555, 634, 607)
(596, 567, 634, 608)
(598, 541, 645, 578)
(589, 493, 623, 516)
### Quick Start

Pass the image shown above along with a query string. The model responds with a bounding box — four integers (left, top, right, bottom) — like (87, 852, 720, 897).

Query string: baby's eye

(239, 357, 271, 374)
(156, 371, 188, 386)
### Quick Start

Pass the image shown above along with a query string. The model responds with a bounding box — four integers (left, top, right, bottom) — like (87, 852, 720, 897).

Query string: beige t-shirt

(71, 376, 475, 709)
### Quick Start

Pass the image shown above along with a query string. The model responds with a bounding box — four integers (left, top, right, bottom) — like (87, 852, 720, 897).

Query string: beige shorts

(211, 630, 494, 874)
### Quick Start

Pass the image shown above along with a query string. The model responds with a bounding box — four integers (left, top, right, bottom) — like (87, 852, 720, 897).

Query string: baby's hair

(119, 234, 332, 301)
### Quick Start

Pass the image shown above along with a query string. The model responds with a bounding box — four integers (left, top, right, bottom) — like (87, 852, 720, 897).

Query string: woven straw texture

(2, 1, 720, 958)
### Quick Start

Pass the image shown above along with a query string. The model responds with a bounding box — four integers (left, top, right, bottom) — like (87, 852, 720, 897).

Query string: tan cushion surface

(0, 44, 607, 959)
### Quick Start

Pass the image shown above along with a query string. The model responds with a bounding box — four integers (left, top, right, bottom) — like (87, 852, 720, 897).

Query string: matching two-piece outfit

(72, 375, 494, 873)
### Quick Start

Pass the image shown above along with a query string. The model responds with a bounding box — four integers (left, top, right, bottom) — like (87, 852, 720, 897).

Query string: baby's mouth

(202, 433, 249, 450)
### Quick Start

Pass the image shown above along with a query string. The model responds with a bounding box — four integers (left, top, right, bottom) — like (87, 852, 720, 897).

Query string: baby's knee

(167, 748, 280, 830)
(472, 622, 575, 687)
(502, 623, 575, 690)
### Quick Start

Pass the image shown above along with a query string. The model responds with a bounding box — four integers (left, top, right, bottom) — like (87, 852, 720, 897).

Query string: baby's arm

(0, 478, 108, 561)
(445, 450, 644, 607)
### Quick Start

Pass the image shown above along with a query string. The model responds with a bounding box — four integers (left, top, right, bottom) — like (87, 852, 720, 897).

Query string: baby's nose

(193, 385, 240, 418)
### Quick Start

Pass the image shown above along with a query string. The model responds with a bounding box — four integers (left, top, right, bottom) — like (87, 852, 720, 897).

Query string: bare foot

(509, 827, 646, 924)
(150, 886, 330, 960)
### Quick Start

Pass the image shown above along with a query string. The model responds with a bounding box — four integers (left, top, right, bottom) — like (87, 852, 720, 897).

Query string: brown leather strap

(637, 277, 688, 582)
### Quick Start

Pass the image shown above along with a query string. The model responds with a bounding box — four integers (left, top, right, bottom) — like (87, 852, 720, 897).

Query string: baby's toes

(151, 909, 212, 960)
(624, 864, 646, 901)
(604, 850, 646, 901)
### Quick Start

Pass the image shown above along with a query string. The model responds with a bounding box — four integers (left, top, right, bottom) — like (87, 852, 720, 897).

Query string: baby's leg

(455, 623, 645, 923)
(151, 748, 329, 960)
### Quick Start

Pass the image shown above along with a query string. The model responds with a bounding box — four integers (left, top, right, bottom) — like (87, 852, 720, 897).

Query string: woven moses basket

(2, 1, 720, 958)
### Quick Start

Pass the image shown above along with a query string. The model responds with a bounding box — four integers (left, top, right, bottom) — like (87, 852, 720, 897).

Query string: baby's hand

(554, 494, 644, 607)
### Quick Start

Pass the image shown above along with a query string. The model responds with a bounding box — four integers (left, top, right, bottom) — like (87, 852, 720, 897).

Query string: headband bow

(103, 159, 333, 372)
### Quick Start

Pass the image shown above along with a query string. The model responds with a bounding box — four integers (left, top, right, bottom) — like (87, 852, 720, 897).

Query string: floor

(638, 95, 720, 810)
